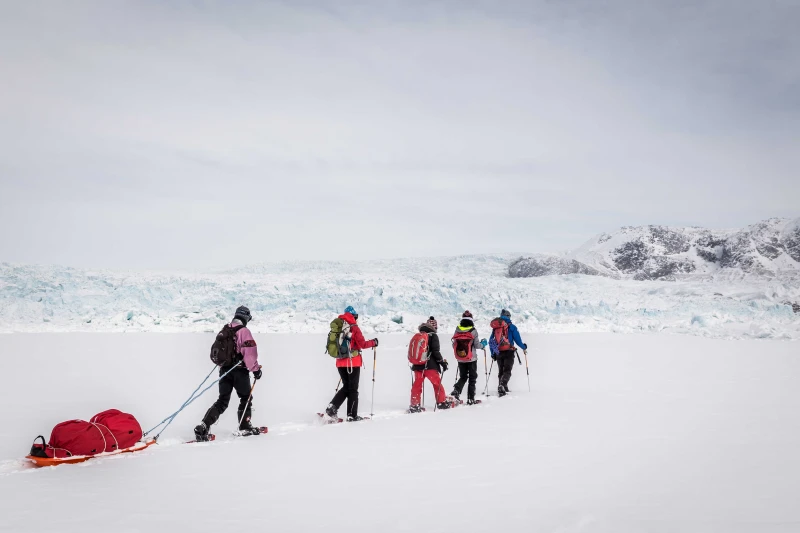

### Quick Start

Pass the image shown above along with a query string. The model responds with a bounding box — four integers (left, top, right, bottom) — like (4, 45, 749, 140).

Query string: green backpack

(326, 317, 352, 358)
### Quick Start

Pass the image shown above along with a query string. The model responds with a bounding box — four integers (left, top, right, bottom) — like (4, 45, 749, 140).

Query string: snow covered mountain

(511, 217, 800, 280)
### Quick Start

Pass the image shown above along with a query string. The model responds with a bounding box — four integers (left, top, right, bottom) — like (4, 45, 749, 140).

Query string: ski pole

(238, 378, 258, 429)
(370, 347, 376, 417)
(524, 349, 530, 392)
(483, 359, 494, 396)
(516, 350, 522, 365)
(436, 364, 448, 411)
(335, 378, 342, 392)
(482, 348, 488, 392)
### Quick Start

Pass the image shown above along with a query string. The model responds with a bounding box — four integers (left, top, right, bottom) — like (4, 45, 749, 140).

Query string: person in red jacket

(408, 316, 451, 413)
(324, 306, 378, 422)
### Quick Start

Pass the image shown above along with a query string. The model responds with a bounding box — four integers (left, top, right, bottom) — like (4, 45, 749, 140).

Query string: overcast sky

(1, 0, 798, 269)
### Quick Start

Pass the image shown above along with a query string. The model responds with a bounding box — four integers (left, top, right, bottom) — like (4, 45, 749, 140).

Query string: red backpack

(408, 332, 431, 366)
(490, 318, 514, 352)
(452, 330, 475, 362)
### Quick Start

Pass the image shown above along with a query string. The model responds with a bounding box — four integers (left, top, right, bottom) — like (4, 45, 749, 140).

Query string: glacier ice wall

(1, 255, 798, 340)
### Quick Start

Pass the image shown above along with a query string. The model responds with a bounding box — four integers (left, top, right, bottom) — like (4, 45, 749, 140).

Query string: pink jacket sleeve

(237, 327, 260, 372)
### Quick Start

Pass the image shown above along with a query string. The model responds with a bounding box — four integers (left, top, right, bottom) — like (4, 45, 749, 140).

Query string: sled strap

(144, 363, 240, 440)
(92, 422, 119, 450)
(89, 422, 108, 454)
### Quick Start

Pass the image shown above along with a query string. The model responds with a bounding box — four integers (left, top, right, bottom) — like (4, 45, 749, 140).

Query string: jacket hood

(458, 318, 475, 329)
(500, 315, 512, 324)
(339, 312, 357, 325)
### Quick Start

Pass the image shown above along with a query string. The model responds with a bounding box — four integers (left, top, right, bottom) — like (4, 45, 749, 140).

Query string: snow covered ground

(1, 257, 798, 339)
(1, 333, 799, 532)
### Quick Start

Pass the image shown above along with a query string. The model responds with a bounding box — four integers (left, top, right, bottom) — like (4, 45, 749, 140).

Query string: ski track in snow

(1, 256, 799, 340)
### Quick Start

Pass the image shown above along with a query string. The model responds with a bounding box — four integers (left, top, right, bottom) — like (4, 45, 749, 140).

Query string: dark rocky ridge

(508, 256, 602, 278)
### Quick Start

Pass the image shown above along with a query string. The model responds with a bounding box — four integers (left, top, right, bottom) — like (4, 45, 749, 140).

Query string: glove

(441, 360, 449, 372)
(522, 344, 528, 351)
(480, 338, 488, 348)
(371, 338, 379, 347)
(253, 368, 262, 380)
(491, 353, 497, 361)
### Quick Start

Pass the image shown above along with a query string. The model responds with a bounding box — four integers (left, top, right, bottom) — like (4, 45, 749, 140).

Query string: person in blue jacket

(494, 309, 527, 396)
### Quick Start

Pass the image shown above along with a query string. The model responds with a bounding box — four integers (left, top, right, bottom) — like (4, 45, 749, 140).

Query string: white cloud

(0, 0, 798, 268)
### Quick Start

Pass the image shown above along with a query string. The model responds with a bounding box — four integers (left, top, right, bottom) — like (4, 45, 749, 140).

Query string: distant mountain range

(510, 217, 800, 280)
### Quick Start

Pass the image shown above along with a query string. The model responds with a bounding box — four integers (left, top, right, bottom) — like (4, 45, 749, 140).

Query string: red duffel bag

(90, 409, 143, 451)
(29, 409, 143, 459)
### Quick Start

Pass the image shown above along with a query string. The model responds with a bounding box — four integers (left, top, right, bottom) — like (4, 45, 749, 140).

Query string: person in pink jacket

(195, 306, 262, 440)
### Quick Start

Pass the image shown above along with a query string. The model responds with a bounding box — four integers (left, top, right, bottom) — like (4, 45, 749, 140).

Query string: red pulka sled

(26, 409, 155, 467)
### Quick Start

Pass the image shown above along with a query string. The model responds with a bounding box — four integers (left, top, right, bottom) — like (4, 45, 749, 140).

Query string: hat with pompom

(426, 316, 438, 332)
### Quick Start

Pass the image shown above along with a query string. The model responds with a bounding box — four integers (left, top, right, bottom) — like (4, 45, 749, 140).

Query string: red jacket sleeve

(350, 325, 376, 351)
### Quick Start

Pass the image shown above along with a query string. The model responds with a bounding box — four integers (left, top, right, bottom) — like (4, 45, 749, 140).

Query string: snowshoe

(466, 398, 482, 405)
(325, 404, 338, 419)
(194, 423, 212, 442)
(186, 434, 216, 444)
(436, 401, 452, 410)
(407, 405, 425, 414)
(317, 413, 344, 424)
(234, 426, 268, 437)
(346, 416, 370, 422)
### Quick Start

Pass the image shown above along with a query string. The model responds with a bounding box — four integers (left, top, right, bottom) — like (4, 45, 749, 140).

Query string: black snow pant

(497, 353, 515, 392)
(452, 361, 478, 400)
(202, 366, 253, 430)
(329, 366, 360, 419)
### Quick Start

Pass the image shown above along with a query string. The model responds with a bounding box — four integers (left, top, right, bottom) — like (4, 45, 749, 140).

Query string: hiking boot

(325, 404, 338, 419)
(504, 385, 511, 393)
(194, 423, 210, 442)
(466, 398, 477, 405)
(238, 411, 255, 432)
(408, 405, 424, 414)
(498, 386, 507, 397)
(450, 391, 460, 401)
(436, 401, 452, 410)
(347, 415, 368, 422)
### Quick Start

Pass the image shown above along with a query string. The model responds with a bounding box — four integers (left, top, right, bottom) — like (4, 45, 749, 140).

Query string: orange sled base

(26, 439, 157, 468)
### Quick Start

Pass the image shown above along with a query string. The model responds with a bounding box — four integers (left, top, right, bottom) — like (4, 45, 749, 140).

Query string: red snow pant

(410, 370, 447, 406)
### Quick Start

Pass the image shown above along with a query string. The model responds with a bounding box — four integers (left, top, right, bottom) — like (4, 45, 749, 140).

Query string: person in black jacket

(450, 310, 487, 405)
(409, 317, 452, 412)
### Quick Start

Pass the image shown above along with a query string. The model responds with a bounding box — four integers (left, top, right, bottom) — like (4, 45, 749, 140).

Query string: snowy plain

(1, 256, 798, 340)
(1, 333, 799, 533)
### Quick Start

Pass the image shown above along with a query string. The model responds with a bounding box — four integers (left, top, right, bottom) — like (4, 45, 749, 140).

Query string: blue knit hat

(344, 305, 357, 316)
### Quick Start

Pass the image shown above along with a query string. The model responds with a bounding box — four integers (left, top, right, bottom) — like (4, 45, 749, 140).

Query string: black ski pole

(335, 378, 342, 392)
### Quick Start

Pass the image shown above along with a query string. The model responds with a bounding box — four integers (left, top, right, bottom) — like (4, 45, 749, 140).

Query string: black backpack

(210, 324, 245, 367)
